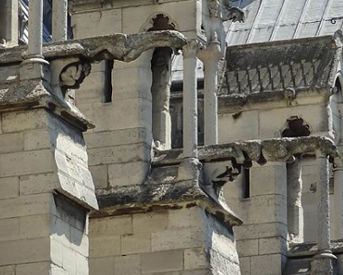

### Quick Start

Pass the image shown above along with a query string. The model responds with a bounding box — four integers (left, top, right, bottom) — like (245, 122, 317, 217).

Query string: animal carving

(202, 0, 245, 51)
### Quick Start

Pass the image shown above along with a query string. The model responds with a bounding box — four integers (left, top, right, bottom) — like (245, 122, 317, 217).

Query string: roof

(226, 0, 343, 45)
(172, 0, 343, 83)
(221, 34, 341, 95)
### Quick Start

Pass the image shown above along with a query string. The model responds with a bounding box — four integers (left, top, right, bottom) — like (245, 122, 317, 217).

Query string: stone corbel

(51, 57, 91, 93)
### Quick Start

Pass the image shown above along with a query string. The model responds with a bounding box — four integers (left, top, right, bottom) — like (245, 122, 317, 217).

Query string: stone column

(333, 158, 343, 240)
(151, 47, 173, 150)
(51, 0, 69, 99)
(28, 0, 43, 57)
(20, 0, 49, 81)
(287, 158, 304, 243)
(182, 40, 198, 159)
(199, 40, 222, 146)
(0, 0, 18, 47)
(52, 0, 68, 42)
(311, 154, 336, 275)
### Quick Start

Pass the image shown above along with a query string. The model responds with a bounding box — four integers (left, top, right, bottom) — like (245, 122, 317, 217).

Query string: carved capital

(182, 39, 203, 59)
(198, 40, 223, 63)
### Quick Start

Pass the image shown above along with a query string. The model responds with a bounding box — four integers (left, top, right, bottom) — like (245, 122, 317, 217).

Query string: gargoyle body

(202, 0, 245, 50)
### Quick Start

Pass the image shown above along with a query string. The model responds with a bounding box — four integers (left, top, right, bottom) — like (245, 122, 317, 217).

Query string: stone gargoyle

(203, 0, 245, 50)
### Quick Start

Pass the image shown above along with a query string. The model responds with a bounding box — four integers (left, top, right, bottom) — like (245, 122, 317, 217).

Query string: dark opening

(103, 59, 113, 103)
(242, 168, 250, 199)
(336, 78, 342, 93)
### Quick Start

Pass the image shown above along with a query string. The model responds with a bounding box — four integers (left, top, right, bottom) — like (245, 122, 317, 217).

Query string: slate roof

(226, 0, 343, 45)
(172, 0, 343, 83)
(221, 34, 341, 95)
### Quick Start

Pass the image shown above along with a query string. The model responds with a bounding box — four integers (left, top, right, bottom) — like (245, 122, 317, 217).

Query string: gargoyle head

(223, 7, 245, 23)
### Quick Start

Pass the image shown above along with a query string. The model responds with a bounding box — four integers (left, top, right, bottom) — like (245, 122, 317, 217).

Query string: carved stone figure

(202, 0, 245, 51)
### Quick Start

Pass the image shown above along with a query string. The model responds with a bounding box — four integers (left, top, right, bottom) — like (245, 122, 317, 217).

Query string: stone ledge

(288, 240, 343, 258)
(153, 136, 338, 166)
(92, 179, 242, 227)
(0, 80, 93, 131)
(0, 31, 187, 65)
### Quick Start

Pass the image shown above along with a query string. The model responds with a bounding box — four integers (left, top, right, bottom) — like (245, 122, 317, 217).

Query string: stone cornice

(153, 136, 338, 166)
(93, 179, 243, 227)
(0, 30, 187, 65)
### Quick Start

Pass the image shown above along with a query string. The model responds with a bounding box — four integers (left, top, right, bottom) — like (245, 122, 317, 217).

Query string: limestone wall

(71, 0, 201, 189)
(219, 94, 336, 274)
(89, 207, 239, 275)
(0, 109, 91, 274)
(218, 96, 329, 143)
(224, 162, 288, 275)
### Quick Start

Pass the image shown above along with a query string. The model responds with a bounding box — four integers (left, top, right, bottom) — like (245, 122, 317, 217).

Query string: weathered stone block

(122, 0, 197, 33)
(259, 104, 327, 139)
(184, 248, 208, 270)
(88, 143, 151, 166)
(0, 237, 50, 265)
(168, 208, 203, 229)
(113, 64, 152, 100)
(89, 257, 114, 275)
(141, 250, 183, 274)
(239, 257, 251, 275)
(89, 165, 108, 189)
(0, 150, 54, 177)
(151, 228, 203, 251)
(258, 237, 287, 256)
(236, 239, 259, 257)
(250, 163, 287, 197)
(78, 98, 152, 132)
(249, 195, 287, 225)
(114, 255, 141, 275)
(89, 216, 133, 236)
(234, 222, 287, 241)
(108, 161, 149, 187)
(0, 177, 19, 199)
(19, 214, 50, 239)
(20, 173, 59, 195)
(133, 211, 169, 234)
(250, 254, 285, 275)
(121, 232, 151, 254)
(16, 262, 50, 275)
(89, 236, 121, 258)
(0, 133, 24, 153)
(0, 193, 52, 219)
(72, 9, 122, 39)
(23, 129, 50, 151)
(1, 109, 48, 133)
(85, 127, 150, 149)
(0, 265, 15, 275)
(218, 110, 259, 143)
(0, 218, 19, 242)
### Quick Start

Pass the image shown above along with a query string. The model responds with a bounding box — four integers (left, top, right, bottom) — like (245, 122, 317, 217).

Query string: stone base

(20, 57, 49, 81)
(310, 251, 337, 275)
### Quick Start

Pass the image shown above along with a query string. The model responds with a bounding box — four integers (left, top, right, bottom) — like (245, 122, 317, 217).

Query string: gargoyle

(203, 0, 245, 51)
(222, 6, 245, 23)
